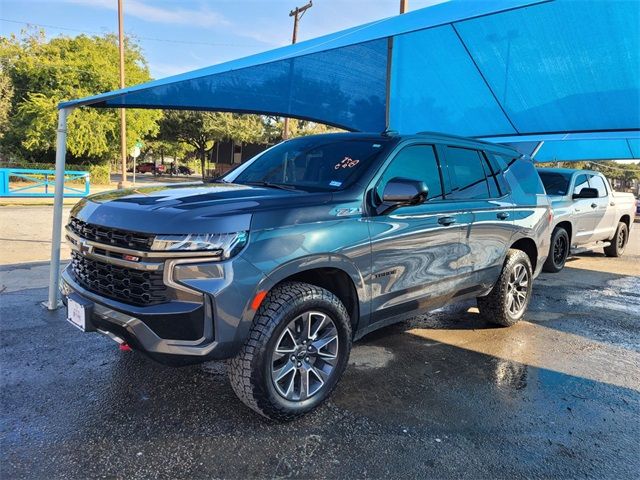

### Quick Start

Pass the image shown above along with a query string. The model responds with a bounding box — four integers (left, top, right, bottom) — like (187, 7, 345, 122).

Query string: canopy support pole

(45, 107, 71, 310)
(530, 140, 545, 159)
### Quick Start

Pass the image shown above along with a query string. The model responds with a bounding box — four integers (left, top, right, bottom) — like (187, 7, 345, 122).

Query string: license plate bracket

(66, 294, 96, 332)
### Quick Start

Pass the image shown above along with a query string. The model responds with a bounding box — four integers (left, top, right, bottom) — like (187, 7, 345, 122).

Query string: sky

(1, 0, 445, 79)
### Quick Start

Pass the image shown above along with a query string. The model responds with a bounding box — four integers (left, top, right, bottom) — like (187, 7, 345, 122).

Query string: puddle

(348, 345, 395, 369)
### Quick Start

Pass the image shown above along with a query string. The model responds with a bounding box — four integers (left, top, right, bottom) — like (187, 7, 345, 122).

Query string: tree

(159, 111, 267, 178)
(0, 67, 13, 140)
(0, 29, 160, 163)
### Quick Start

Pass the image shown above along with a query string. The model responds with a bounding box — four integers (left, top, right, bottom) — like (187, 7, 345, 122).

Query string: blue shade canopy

(487, 131, 640, 161)
(60, 0, 640, 141)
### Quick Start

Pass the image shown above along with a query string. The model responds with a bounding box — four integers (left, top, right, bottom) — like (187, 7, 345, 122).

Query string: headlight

(151, 231, 248, 258)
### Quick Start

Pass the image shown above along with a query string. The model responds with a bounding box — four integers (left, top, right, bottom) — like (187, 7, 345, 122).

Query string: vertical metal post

(117, 0, 127, 189)
(46, 107, 70, 310)
(400, 0, 409, 13)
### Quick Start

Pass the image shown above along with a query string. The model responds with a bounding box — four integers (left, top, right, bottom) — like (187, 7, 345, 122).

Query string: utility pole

(400, 0, 409, 13)
(117, 0, 127, 189)
(283, 0, 313, 140)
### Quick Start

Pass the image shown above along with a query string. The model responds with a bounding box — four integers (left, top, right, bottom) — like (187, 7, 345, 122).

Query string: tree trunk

(200, 148, 206, 180)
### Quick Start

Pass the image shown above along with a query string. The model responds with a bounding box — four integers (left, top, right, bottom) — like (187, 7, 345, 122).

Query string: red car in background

(135, 162, 165, 174)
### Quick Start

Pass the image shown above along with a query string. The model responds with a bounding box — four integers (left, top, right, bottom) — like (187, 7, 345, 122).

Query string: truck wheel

(603, 222, 628, 257)
(477, 249, 533, 327)
(543, 226, 569, 273)
(228, 282, 352, 421)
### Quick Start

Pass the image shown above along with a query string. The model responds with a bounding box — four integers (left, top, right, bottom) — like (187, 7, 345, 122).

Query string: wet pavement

(1, 212, 639, 478)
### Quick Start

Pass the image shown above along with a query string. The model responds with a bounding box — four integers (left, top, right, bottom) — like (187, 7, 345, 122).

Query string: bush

(87, 163, 111, 185)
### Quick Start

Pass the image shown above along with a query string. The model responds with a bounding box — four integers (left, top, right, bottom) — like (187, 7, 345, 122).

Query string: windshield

(224, 137, 389, 192)
(538, 171, 572, 196)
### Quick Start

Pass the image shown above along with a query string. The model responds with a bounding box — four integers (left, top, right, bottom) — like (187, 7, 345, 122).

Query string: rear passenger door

(440, 146, 516, 289)
(366, 143, 472, 327)
(571, 174, 597, 243)
(588, 174, 616, 242)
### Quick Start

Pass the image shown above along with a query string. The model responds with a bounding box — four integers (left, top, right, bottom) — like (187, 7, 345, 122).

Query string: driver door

(366, 143, 472, 328)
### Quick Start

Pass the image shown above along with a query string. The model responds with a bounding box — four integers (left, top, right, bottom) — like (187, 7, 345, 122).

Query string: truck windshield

(539, 171, 572, 196)
(224, 137, 389, 192)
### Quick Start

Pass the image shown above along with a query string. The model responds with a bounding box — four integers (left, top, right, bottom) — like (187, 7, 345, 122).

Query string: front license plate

(67, 297, 86, 331)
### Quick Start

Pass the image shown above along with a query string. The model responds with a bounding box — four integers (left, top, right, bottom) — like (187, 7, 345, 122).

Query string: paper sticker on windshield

(335, 156, 360, 170)
(329, 180, 342, 187)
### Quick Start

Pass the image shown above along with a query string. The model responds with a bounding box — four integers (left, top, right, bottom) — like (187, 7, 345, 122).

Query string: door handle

(591, 203, 597, 209)
(497, 212, 510, 220)
(438, 216, 456, 226)
(610, 202, 616, 206)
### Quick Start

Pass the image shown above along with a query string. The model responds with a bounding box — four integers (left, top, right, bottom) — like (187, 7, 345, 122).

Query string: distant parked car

(538, 168, 636, 272)
(168, 165, 194, 175)
(136, 162, 165, 174)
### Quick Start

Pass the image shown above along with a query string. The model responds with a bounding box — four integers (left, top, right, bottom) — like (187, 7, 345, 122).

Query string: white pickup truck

(537, 168, 636, 272)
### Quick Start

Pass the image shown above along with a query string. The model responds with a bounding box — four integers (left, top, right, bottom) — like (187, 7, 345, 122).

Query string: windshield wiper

(241, 181, 298, 191)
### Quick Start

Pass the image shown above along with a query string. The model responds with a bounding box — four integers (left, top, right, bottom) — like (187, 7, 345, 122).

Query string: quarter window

(445, 147, 490, 200)
(376, 145, 443, 201)
(486, 153, 512, 195)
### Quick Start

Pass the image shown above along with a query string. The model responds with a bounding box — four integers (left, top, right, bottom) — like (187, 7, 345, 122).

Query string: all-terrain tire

(603, 221, 628, 257)
(543, 226, 570, 273)
(228, 281, 352, 421)
(477, 249, 533, 327)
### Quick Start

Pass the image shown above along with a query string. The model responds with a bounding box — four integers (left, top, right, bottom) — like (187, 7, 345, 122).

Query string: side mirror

(573, 187, 598, 199)
(377, 177, 428, 215)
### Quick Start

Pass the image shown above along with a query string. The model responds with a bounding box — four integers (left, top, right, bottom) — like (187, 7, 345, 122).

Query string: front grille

(68, 217, 154, 251)
(70, 252, 167, 306)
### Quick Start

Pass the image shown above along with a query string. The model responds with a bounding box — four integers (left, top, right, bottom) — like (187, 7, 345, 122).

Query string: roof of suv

(294, 131, 521, 157)
(537, 167, 601, 176)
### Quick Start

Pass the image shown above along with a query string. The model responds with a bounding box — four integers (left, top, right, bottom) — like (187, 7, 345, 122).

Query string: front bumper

(60, 256, 264, 365)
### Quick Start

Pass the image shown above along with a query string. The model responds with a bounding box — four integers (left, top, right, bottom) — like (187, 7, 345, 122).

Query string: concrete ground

(1, 207, 639, 479)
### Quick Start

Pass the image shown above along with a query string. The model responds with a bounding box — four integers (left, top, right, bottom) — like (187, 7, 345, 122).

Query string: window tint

(486, 153, 512, 195)
(588, 175, 608, 197)
(445, 147, 490, 200)
(539, 171, 572, 195)
(377, 145, 442, 201)
(228, 137, 388, 191)
(573, 174, 590, 196)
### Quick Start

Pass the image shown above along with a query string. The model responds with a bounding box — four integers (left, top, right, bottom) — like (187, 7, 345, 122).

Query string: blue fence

(0, 168, 90, 198)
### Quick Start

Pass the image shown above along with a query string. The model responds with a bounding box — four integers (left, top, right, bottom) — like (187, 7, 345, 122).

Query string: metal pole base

(42, 300, 63, 311)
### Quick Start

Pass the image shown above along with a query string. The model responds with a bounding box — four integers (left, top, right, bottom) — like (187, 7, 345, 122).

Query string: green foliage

(87, 163, 111, 185)
(158, 111, 269, 177)
(0, 30, 160, 162)
(0, 66, 13, 139)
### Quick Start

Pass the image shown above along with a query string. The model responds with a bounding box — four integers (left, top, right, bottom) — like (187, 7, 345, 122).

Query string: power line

(586, 161, 639, 172)
(0, 18, 263, 48)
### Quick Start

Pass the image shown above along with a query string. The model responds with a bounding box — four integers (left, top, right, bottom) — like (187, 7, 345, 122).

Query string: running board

(570, 241, 611, 255)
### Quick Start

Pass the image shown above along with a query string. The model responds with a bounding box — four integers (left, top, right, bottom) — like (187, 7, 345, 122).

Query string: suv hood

(71, 182, 334, 234)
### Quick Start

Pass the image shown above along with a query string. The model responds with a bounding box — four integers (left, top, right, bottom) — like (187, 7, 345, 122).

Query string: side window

(486, 153, 512, 195)
(588, 175, 608, 197)
(377, 145, 443, 201)
(573, 174, 590, 196)
(444, 147, 490, 200)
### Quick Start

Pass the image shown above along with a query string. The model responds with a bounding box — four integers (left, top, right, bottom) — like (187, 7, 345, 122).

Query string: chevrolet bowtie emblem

(79, 240, 94, 255)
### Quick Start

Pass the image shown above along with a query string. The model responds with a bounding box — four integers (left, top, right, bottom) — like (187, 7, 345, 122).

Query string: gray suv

(61, 132, 551, 420)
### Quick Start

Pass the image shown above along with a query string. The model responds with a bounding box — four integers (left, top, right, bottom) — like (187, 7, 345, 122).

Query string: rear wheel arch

(509, 237, 538, 272)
